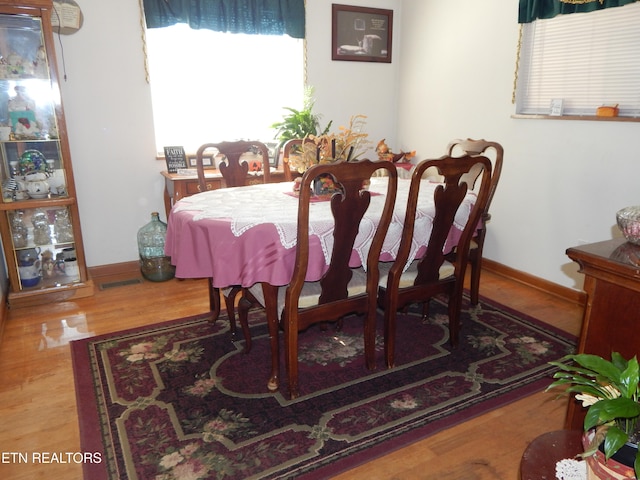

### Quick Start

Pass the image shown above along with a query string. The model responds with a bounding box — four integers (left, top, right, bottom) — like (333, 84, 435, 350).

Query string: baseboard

(88, 261, 141, 279)
(86, 259, 587, 307)
(483, 258, 586, 306)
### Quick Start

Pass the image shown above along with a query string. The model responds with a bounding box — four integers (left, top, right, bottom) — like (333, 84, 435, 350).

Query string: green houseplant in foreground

(547, 352, 640, 477)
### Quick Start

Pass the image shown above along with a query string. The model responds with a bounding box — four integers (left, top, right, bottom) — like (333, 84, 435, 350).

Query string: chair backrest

(281, 138, 316, 181)
(196, 140, 270, 190)
(285, 159, 398, 326)
(446, 138, 503, 217)
(393, 155, 492, 286)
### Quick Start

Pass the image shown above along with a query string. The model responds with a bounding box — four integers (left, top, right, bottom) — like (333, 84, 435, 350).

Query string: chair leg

(468, 229, 486, 306)
(261, 283, 280, 393)
(381, 286, 398, 369)
(469, 252, 481, 305)
(237, 295, 253, 353)
(383, 306, 396, 369)
(364, 309, 377, 371)
(284, 310, 300, 399)
(223, 286, 241, 341)
(421, 300, 431, 321)
(207, 279, 221, 322)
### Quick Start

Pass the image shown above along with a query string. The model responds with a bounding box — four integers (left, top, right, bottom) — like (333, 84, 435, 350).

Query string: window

(515, 2, 640, 117)
(146, 24, 304, 153)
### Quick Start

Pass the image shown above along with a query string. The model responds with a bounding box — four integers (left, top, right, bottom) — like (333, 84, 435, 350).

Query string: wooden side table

(520, 430, 583, 480)
(161, 169, 286, 217)
(565, 238, 640, 429)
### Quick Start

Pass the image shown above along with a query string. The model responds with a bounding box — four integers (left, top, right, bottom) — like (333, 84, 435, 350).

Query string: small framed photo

(10, 110, 38, 138)
(550, 99, 564, 116)
(187, 154, 213, 168)
(332, 4, 393, 63)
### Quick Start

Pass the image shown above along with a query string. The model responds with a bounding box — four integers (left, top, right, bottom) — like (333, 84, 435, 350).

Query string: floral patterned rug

(72, 295, 575, 480)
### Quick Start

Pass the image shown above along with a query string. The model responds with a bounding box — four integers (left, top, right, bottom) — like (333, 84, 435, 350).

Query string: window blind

(515, 2, 640, 117)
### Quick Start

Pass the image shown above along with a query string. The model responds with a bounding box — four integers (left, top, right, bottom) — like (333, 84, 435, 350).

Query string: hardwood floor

(0, 269, 583, 479)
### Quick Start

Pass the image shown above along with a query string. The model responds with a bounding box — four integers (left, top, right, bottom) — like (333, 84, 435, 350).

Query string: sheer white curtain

(146, 24, 304, 153)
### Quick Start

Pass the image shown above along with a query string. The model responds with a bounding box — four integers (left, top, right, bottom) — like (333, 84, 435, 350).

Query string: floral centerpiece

(288, 114, 370, 174)
(547, 352, 640, 478)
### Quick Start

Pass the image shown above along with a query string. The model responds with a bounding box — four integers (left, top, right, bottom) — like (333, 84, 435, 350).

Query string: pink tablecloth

(165, 178, 476, 288)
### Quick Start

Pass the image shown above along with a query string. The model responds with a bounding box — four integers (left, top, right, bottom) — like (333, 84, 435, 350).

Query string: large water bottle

(137, 212, 175, 282)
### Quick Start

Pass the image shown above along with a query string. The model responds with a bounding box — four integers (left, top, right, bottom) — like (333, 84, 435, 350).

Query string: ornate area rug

(72, 295, 575, 480)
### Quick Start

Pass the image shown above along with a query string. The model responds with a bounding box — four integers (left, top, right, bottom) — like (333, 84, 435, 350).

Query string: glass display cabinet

(0, 1, 92, 306)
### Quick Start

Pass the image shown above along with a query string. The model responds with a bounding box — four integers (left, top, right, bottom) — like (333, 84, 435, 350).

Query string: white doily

(555, 458, 587, 480)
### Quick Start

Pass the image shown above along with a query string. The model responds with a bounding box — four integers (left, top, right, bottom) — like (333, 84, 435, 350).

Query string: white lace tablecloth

(165, 177, 476, 287)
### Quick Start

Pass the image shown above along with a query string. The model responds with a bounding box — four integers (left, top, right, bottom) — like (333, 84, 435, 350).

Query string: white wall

(55, 0, 165, 266)
(305, 0, 401, 154)
(51, 0, 636, 291)
(54, 0, 399, 269)
(397, 0, 640, 290)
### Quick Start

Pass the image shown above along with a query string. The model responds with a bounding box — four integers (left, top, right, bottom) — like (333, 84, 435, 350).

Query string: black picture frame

(332, 4, 393, 63)
(163, 146, 188, 173)
(187, 154, 213, 168)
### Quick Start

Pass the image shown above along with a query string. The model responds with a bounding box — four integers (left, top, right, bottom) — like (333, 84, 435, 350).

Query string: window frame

(514, 2, 640, 122)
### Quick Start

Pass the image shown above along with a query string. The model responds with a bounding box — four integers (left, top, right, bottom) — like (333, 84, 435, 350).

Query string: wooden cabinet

(161, 169, 287, 216)
(0, 0, 93, 307)
(565, 238, 640, 429)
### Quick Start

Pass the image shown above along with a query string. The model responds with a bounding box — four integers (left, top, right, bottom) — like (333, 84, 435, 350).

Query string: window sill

(511, 114, 640, 122)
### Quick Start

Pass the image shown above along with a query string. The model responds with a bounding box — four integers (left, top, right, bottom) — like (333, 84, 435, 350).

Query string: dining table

(165, 176, 478, 390)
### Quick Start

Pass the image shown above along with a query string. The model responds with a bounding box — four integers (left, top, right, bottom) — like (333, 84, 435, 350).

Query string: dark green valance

(143, 0, 305, 39)
(519, 0, 638, 23)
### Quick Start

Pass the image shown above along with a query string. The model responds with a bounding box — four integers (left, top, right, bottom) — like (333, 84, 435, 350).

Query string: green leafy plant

(270, 86, 332, 145)
(547, 352, 640, 476)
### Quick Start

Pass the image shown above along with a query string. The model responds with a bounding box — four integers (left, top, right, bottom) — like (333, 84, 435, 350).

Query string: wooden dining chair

(196, 140, 271, 192)
(379, 154, 492, 368)
(446, 139, 503, 305)
(194, 140, 270, 346)
(243, 159, 398, 398)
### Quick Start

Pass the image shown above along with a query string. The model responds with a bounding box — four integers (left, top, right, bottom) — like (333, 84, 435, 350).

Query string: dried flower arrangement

(288, 114, 370, 174)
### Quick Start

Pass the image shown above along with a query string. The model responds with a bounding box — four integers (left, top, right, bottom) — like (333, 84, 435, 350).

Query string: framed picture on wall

(332, 4, 393, 63)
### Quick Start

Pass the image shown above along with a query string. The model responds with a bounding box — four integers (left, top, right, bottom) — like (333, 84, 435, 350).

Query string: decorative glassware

(19, 149, 47, 175)
(31, 209, 51, 245)
(10, 210, 28, 248)
(616, 206, 640, 245)
(137, 212, 175, 282)
(53, 208, 74, 243)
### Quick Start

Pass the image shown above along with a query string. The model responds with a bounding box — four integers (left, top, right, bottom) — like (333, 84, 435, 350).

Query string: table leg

(262, 282, 280, 392)
(163, 180, 173, 219)
(520, 430, 583, 480)
(208, 280, 221, 322)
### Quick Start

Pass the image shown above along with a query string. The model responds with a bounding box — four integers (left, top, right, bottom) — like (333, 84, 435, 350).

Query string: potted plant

(547, 352, 640, 478)
(270, 86, 332, 163)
